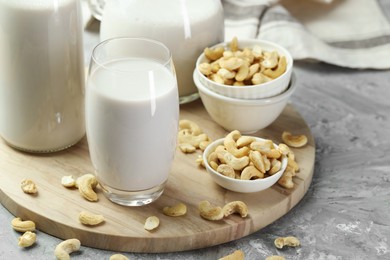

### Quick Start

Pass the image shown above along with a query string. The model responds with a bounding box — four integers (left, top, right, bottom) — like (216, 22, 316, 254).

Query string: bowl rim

(196, 39, 294, 90)
(202, 137, 288, 186)
(194, 70, 296, 106)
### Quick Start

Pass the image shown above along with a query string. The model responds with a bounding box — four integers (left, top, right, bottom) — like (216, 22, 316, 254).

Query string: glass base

(99, 181, 166, 206)
(179, 92, 199, 105)
(1, 134, 85, 154)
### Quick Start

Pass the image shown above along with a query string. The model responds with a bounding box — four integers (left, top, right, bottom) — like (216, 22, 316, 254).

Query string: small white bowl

(194, 70, 296, 134)
(195, 39, 293, 99)
(203, 137, 288, 193)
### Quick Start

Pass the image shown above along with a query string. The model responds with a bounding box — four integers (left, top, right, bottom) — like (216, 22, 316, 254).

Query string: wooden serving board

(0, 100, 315, 253)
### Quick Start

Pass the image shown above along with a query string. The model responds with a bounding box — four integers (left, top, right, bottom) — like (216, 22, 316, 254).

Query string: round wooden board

(0, 100, 314, 253)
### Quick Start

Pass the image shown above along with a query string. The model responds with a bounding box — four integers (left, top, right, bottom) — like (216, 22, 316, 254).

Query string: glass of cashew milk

(86, 37, 179, 206)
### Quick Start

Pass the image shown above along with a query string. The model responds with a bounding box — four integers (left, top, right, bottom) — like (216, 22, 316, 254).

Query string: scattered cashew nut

(178, 119, 211, 154)
(144, 216, 160, 231)
(282, 131, 308, 148)
(21, 179, 37, 194)
(79, 211, 105, 226)
(274, 236, 300, 249)
(54, 238, 81, 260)
(222, 201, 248, 218)
(11, 217, 36, 232)
(76, 174, 98, 202)
(198, 200, 224, 221)
(219, 249, 245, 260)
(18, 231, 37, 247)
(266, 256, 286, 260)
(109, 254, 129, 260)
(61, 175, 76, 188)
(163, 202, 187, 217)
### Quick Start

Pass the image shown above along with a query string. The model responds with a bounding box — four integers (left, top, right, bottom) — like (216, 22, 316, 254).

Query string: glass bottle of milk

(0, 0, 86, 152)
(100, 0, 224, 104)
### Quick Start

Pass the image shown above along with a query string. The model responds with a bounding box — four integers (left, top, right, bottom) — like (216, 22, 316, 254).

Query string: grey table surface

(1, 1, 389, 260)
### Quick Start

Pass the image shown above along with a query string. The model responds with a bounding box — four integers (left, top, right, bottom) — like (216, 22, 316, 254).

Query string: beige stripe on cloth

(222, 0, 390, 69)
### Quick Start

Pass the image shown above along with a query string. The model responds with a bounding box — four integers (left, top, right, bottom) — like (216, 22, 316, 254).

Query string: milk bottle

(100, 0, 224, 104)
(0, 0, 86, 152)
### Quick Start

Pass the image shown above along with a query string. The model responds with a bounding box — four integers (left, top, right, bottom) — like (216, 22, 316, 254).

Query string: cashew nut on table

(54, 238, 81, 260)
(11, 217, 36, 232)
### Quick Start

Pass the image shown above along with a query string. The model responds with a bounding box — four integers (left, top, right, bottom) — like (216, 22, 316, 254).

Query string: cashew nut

(264, 148, 281, 159)
(261, 51, 279, 69)
(209, 73, 225, 84)
(277, 143, 290, 155)
(274, 236, 300, 249)
(179, 143, 196, 153)
(21, 179, 37, 194)
(224, 130, 250, 158)
(18, 231, 36, 247)
(241, 165, 264, 180)
(207, 151, 220, 171)
(144, 216, 160, 231)
(196, 155, 205, 168)
(229, 36, 239, 52)
(198, 200, 224, 221)
(76, 174, 98, 202)
(235, 61, 249, 82)
(250, 139, 273, 154)
(54, 238, 81, 260)
(110, 254, 129, 260)
(263, 56, 287, 79)
(198, 63, 212, 76)
(79, 211, 105, 226)
(222, 201, 248, 218)
(178, 132, 208, 148)
(219, 57, 244, 71)
(266, 256, 286, 260)
(246, 63, 260, 80)
(249, 150, 266, 173)
(163, 202, 187, 217)
(288, 156, 300, 173)
(252, 45, 263, 59)
(179, 119, 203, 136)
(224, 152, 249, 171)
(268, 158, 282, 175)
(281, 131, 308, 148)
(277, 168, 294, 189)
(236, 136, 255, 148)
(217, 68, 236, 79)
(204, 46, 224, 61)
(219, 249, 245, 260)
(61, 175, 76, 188)
(11, 217, 36, 232)
(252, 72, 272, 85)
(217, 164, 236, 178)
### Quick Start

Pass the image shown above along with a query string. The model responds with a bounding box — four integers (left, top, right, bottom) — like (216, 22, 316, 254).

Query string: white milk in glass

(86, 58, 179, 191)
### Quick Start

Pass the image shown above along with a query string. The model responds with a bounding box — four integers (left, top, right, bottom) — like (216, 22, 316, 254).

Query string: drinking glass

(86, 38, 179, 206)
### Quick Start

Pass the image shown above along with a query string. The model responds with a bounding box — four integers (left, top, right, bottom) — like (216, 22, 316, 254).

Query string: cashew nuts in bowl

(203, 135, 288, 193)
(195, 38, 293, 100)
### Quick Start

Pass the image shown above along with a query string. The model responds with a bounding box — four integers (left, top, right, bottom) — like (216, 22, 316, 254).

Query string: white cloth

(222, 0, 390, 69)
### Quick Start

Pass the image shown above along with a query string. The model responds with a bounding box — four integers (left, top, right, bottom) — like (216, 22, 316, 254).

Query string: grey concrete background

(0, 1, 389, 259)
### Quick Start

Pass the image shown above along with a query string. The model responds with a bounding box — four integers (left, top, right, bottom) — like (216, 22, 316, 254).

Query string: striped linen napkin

(222, 0, 390, 69)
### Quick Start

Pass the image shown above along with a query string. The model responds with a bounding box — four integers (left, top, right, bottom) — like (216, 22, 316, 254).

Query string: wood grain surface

(0, 100, 315, 253)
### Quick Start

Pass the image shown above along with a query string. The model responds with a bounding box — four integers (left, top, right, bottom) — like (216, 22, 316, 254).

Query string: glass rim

(91, 37, 173, 73)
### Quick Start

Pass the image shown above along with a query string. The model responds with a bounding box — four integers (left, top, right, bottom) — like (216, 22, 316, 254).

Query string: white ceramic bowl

(203, 137, 288, 193)
(195, 39, 293, 99)
(194, 70, 296, 134)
